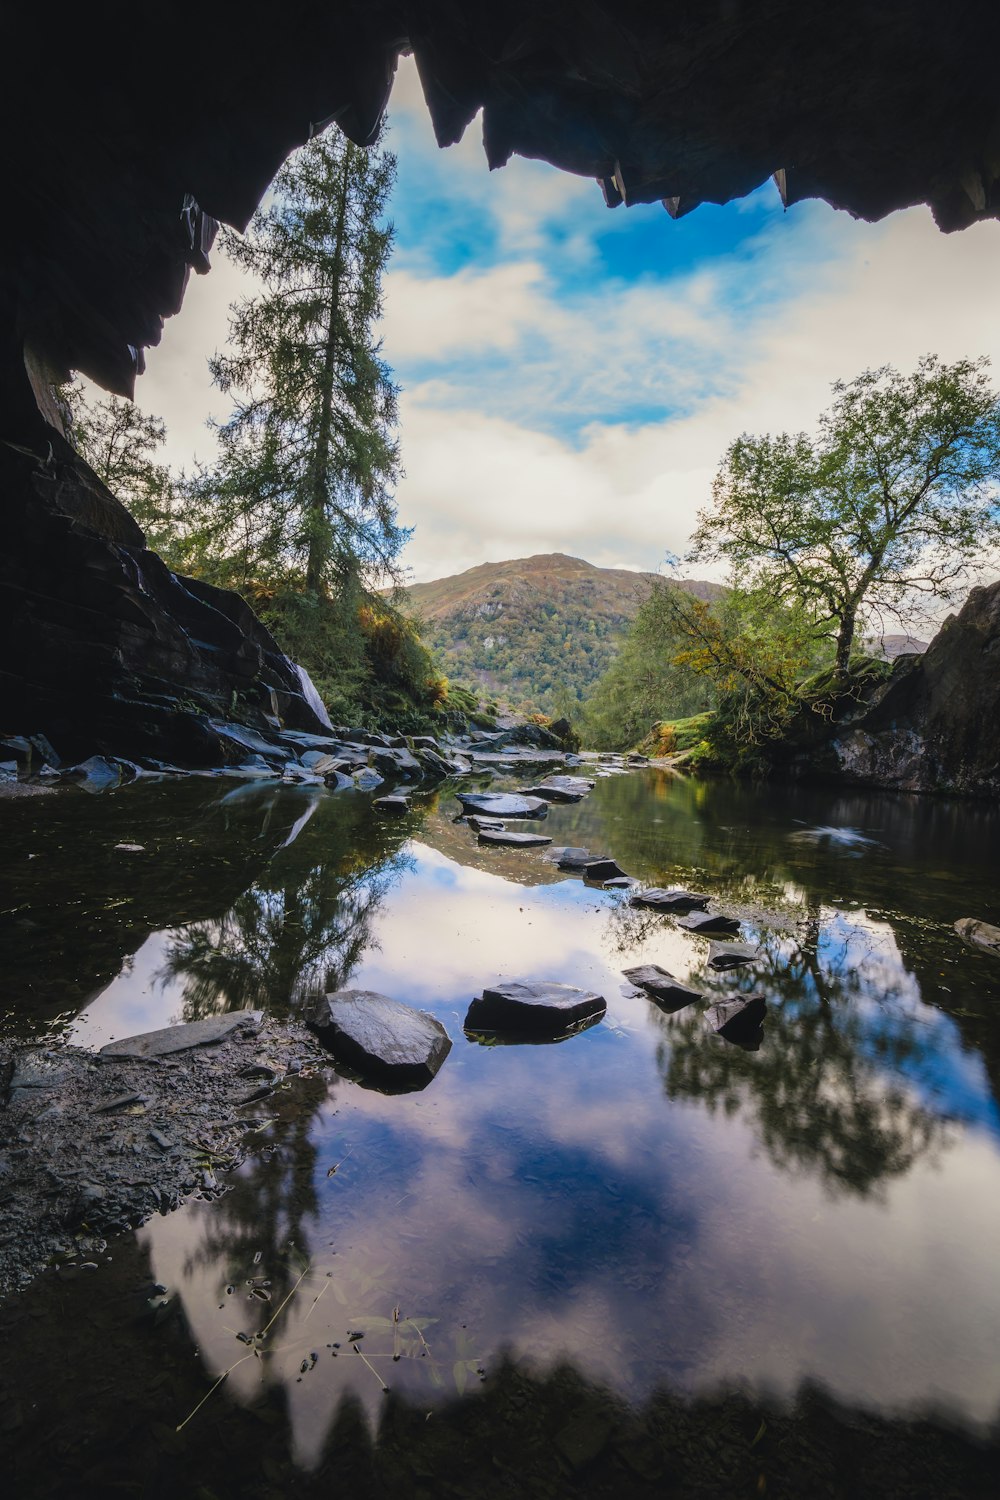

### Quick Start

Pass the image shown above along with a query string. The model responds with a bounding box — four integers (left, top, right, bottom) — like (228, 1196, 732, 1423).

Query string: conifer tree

(187, 124, 405, 597)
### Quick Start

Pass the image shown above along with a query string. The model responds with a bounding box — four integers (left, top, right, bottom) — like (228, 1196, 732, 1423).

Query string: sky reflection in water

(22, 770, 1000, 1465)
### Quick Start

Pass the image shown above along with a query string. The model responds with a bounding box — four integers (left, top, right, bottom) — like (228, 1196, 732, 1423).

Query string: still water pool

(2, 769, 1000, 1497)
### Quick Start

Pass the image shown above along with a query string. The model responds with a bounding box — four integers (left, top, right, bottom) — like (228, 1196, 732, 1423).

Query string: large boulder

(465, 980, 606, 1038)
(707, 993, 767, 1049)
(307, 990, 452, 1091)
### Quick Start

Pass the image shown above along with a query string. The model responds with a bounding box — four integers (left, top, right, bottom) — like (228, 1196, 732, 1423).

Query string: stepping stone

(630, 888, 711, 912)
(468, 815, 506, 832)
(583, 858, 629, 883)
(622, 964, 701, 1011)
(522, 776, 593, 803)
(478, 829, 552, 848)
(707, 941, 761, 971)
(707, 993, 767, 1050)
(465, 980, 606, 1038)
(545, 847, 594, 870)
(457, 792, 549, 819)
(954, 917, 1000, 956)
(676, 911, 741, 936)
(373, 795, 410, 814)
(100, 1010, 261, 1059)
(307, 990, 451, 1091)
(603, 876, 635, 889)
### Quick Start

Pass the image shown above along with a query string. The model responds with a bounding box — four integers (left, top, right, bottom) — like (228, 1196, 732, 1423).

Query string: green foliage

(61, 385, 180, 554)
(579, 580, 718, 750)
(693, 354, 1000, 676)
(181, 123, 405, 596)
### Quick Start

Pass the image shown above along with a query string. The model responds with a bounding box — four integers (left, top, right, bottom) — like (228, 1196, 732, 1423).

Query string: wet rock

(417, 747, 471, 778)
(583, 857, 629, 883)
(370, 746, 422, 778)
(954, 917, 1000, 956)
(707, 941, 761, 971)
(623, 964, 701, 1011)
(707, 993, 767, 1049)
(100, 1010, 261, 1059)
(352, 768, 384, 790)
(468, 815, 506, 832)
(676, 910, 742, 936)
(465, 980, 606, 1037)
(373, 794, 410, 814)
(307, 990, 451, 1090)
(324, 769, 354, 791)
(522, 775, 593, 802)
(603, 876, 635, 888)
(63, 755, 122, 792)
(630, 887, 711, 912)
(456, 792, 549, 819)
(546, 846, 594, 870)
(478, 829, 552, 848)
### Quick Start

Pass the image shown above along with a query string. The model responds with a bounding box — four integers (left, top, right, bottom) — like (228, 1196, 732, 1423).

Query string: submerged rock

(955, 917, 1000, 956)
(373, 794, 410, 814)
(307, 990, 451, 1090)
(478, 828, 552, 847)
(707, 941, 761, 971)
(457, 791, 549, 819)
(100, 1010, 261, 1059)
(676, 910, 742, 936)
(707, 993, 767, 1049)
(465, 979, 606, 1037)
(622, 964, 701, 1011)
(630, 888, 711, 912)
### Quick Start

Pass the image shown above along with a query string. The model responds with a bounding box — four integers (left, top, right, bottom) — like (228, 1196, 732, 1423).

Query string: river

(2, 767, 999, 1497)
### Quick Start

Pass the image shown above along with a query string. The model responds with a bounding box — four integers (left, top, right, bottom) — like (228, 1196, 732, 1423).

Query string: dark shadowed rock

(708, 941, 761, 971)
(373, 794, 410, 814)
(546, 847, 594, 870)
(457, 792, 549, 819)
(707, 993, 767, 1049)
(307, 990, 451, 1091)
(478, 829, 552, 848)
(630, 888, 711, 912)
(583, 857, 629, 883)
(955, 918, 1000, 956)
(468, 815, 506, 832)
(623, 965, 701, 1011)
(676, 911, 742, 936)
(465, 980, 606, 1037)
(100, 1010, 261, 1059)
(523, 776, 594, 802)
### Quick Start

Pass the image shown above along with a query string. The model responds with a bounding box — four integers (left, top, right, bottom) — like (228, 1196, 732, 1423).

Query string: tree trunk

(835, 607, 856, 679)
(306, 148, 351, 594)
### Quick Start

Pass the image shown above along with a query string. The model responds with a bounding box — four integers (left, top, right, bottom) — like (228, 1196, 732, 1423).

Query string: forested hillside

(395, 553, 722, 712)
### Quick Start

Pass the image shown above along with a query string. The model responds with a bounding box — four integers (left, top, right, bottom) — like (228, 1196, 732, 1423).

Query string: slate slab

(707, 941, 761, 971)
(622, 964, 701, 1011)
(630, 888, 711, 912)
(707, 993, 767, 1049)
(307, 990, 451, 1091)
(545, 847, 594, 870)
(676, 910, 742, 936)
(583, 858, 629, 883)
(955, 917, 1000, 956)
(465, 980, 606, 1037)
(457, 792, 549, 819)
(100, 1010, 261, 1059)
(373, 794, 410, 814)
(478, 829, 552, 848)
(468, 816, 506, 832)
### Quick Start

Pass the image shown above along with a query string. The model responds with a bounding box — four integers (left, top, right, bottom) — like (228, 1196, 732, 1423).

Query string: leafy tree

(185, 123, 405, 596)
(61, 385, 178, 550)
(692, 355, 1000, 678)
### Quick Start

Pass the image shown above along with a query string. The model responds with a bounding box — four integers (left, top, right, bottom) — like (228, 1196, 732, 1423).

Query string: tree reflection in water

(158, 789, 421, 1021)
(639, 911, 953, 1199)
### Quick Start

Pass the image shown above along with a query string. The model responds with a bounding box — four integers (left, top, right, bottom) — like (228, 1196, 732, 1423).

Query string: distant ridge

(395, 552, 723, 711)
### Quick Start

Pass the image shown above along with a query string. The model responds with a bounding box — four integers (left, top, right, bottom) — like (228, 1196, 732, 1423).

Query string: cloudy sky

(137, 55, 1000, 587)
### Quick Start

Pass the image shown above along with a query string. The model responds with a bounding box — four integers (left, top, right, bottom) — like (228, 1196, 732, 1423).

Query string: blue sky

(139, 55, 1000, 590)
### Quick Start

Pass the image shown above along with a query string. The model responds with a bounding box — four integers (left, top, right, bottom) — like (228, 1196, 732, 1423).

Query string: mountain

(395, 553, 723, 711)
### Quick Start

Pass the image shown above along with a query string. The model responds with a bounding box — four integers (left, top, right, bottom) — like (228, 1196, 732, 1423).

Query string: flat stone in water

(457, 792, 549, 819)
(623, 964, 701, 1011)
(100, 1010, 261, 1059)
(676, 910, 742, 936)
(707, 993, 767, 1049)
(307, 990, 451, 1090)
(373, 795, 410, 814)
(478, 829, 552, 848)
(468, 815, 506, 832)
(630, 888, 711, 912)
(955, 917, 1000, 956)
(546, 846, 594, 870)
(583, 857, 629, 883)
(708, 941, 761, 970)
(465, 979, 606, 1037)
(522, 776, 593, 803)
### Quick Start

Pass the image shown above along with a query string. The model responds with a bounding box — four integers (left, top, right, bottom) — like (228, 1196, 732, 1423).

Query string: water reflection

(4, 769, 1000, 1491)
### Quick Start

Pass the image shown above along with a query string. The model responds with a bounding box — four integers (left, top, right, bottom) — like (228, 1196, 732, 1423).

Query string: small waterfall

(293, 662, 334, 731)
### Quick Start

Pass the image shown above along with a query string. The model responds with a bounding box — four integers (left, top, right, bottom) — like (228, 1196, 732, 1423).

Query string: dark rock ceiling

(3, 1, 1000, 421)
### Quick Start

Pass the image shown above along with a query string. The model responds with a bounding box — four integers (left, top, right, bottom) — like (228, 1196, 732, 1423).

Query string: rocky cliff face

(0, 442, 330, 768)
(791, 582, 1000, 798)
